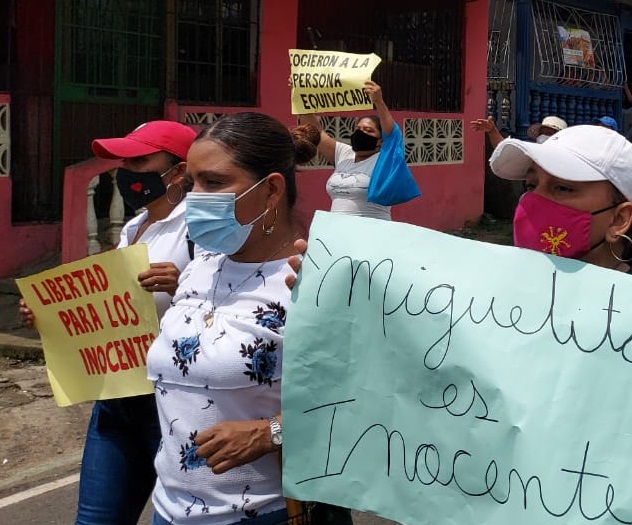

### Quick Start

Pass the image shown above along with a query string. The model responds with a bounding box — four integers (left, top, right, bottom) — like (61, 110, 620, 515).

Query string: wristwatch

(269, 416, 283, 447)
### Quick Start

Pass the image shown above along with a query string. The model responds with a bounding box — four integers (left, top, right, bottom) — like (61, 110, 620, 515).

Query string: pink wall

(0, 92, 60, 277)
(1, 0, 489, 277)
(171, 0, 490, 235)
(61, 157, 121, 264)
(0, 177, 61, 277)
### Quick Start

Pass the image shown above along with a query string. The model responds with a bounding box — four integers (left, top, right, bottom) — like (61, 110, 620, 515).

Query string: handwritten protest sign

(15, 245, 158, 407)
(282, 211, 632, 525)
(289, 49, 381, 114)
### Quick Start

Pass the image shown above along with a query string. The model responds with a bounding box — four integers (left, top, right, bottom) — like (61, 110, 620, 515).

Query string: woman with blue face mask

(146, 112, 321, 525)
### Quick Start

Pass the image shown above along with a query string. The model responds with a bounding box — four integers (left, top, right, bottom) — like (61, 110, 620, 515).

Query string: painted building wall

(0, 0, 59, 278)
(4, 0, 489, 277)
(171, 0, 490, 235)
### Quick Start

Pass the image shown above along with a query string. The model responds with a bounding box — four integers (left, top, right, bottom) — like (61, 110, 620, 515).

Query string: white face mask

(536, 134, 550, 144)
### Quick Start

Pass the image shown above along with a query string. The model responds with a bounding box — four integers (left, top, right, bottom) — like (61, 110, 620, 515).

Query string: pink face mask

(513, 192, 615, 259)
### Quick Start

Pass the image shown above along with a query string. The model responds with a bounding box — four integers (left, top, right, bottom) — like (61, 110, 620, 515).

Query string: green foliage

(450, 213, 513, 246)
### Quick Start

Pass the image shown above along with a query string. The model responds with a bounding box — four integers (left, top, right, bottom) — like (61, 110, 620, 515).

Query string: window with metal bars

(0, 0, 13, 91)
(175, 0, 260, 105)
(531, 0, 625, 89)
(58, 0, 163, 104)
(297, 0, 463, 113)
(487, 0, 516, 82)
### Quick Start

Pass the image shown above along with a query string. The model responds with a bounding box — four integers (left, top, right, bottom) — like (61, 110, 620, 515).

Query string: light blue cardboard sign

(282, 211, 632, 525)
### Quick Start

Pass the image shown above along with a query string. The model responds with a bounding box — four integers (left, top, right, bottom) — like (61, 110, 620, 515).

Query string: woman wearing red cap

(19, 120, 197, 525)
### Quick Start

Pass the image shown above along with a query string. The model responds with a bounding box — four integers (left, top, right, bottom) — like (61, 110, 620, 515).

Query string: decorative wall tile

(303, 116, 463, 168)
(403, 118, 464, 165)
(0, 102, 9, 177)
(183, 112, 225, 126)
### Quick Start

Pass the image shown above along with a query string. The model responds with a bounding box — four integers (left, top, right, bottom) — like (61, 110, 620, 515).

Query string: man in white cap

(471, 115, 568, 148)
(526, 115, 568, 143)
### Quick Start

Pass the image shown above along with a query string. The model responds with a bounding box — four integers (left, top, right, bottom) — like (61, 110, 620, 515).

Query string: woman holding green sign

(282, 124, 632, 525)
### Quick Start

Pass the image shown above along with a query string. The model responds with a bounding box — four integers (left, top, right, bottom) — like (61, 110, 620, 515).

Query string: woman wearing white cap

(19, 121, 197, 525)
(489, 125, 632, 268)
(287, 125, 632, 288)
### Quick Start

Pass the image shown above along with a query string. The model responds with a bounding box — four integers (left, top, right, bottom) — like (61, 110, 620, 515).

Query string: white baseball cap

(526, 116, 568, 140)
(490, 125, 632, 201)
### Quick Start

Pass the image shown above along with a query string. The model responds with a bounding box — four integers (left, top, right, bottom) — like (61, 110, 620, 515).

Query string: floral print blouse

(146, 252, 291, 524)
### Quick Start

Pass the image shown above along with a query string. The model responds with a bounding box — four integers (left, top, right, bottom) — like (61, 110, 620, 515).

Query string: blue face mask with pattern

(185, 177, 267, 255)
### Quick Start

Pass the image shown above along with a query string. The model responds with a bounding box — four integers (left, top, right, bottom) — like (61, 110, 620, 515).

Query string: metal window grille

(298, 0, 463, 112)
(531, 0, 625, 89)
(59, 0, 162, 103)
(176, 0, 260, 105)
(0, 0, 14, 91)
(488, 0, 516, 82)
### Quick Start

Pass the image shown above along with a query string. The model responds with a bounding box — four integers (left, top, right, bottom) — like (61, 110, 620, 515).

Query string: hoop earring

(166, 183, 184, 205)
(608, 233, 632, 263)
(262, 208, 278, 235)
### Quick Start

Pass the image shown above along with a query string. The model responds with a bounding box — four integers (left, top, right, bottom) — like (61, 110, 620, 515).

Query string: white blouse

(147, 252, 290, 524)
(118, 201, 192, 319)
(326, 141, 392, 220)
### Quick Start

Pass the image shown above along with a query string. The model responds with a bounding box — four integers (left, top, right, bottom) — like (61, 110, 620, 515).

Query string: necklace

(202, 237, 295, 328)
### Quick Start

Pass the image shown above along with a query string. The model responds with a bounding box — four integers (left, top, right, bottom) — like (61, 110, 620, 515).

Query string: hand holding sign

(138, 261, 181, 295)
(15, 244, 159, 406)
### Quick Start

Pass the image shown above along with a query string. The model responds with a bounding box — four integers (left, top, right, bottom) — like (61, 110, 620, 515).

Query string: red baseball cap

(91, 120, 197, 160)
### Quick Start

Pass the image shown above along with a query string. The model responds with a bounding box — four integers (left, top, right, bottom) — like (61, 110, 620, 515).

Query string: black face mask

(350, 129, 379, 152)
(115, 167, 169, 210)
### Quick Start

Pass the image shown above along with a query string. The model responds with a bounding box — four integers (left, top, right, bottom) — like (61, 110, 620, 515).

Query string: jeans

(152, 509, 288, 525)
(75, 394, 161, 525)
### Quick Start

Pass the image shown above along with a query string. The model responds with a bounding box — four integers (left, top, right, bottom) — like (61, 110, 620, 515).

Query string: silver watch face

(271, 432, 283, 446)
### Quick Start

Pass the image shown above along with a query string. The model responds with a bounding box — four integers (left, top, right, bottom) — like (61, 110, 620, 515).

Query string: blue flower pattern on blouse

(179, 431, 206, 472)
(253, 301, 286, 334)
(154, 258, 291, 522)
(235, 302, 286, 385)
(240, 337, 278, 387)
(172, 334, 200, 376)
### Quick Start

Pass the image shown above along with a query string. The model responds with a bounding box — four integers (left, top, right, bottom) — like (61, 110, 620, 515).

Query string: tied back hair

(291, 124, 321, 165)
(195, 112, 320, 207)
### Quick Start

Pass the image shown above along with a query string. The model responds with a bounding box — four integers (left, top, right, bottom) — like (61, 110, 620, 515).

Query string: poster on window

(557, 26, 595, 68)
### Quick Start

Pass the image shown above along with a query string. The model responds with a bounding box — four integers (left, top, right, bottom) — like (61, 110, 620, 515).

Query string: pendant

(203, 311, 214, 328)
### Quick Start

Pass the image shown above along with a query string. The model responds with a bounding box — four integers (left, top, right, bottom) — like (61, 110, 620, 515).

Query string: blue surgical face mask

(185, 177, 267, 255)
